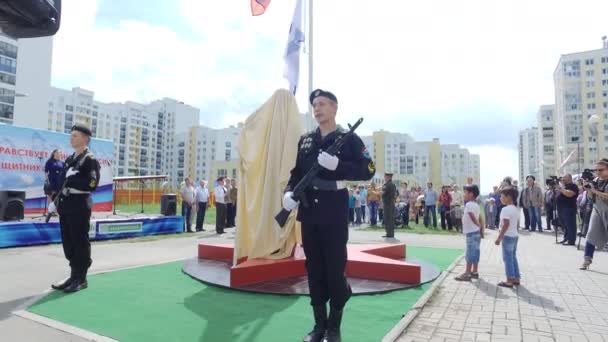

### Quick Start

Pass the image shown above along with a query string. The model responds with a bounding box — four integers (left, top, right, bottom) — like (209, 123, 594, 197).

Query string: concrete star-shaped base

(198, 242, 421, 288)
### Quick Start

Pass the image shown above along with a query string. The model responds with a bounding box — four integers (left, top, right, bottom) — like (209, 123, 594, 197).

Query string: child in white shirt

(495, 187, 521, 288)
(455, 185, 484, 281)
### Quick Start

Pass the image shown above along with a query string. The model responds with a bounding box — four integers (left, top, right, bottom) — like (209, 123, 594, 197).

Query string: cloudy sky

(50, 0, 608, 192)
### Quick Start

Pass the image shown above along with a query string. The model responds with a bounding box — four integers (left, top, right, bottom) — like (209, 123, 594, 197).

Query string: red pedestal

(198, 242, 421, 288)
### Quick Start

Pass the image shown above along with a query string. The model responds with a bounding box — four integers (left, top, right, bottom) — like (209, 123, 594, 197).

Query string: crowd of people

(179, 176, 238, 234)
(345, 175, 473, 237)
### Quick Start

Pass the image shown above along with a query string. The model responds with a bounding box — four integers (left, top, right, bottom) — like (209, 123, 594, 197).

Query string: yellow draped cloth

(233, 89, 303, 265)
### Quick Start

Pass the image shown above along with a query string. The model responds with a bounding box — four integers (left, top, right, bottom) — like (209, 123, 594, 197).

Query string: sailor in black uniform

(283, 89, 376, 342)
(49, 124, 101, 293)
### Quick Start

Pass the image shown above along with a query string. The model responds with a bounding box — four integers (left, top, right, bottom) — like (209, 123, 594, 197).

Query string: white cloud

(465, 145, 519, 194)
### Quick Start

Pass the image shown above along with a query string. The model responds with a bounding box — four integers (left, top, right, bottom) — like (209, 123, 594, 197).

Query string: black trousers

(215, 203, 226, 233)
(361, 205, 366, 222)
(301, 222, 351, 310)
(440, 206, 452, 230)
(226, 203, 235, 227)
(59, 212, 92, 281)
(402, 204, 410, 227)
(196, 202, 207, 231)
(384, 204, 395, 237)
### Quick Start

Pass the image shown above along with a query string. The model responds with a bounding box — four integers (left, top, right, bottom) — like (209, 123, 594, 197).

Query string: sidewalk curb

(13, 310, 118, 342)
(382, 254, 464, 342)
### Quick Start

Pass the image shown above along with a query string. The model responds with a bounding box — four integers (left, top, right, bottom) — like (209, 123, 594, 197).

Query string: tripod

(32, 195, 49, 221)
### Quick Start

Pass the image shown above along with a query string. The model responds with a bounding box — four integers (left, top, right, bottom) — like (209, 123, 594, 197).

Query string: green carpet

(29, 246, 462, 342)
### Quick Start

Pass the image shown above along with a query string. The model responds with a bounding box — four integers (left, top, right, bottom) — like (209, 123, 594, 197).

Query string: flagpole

(307, 0, 313, 131)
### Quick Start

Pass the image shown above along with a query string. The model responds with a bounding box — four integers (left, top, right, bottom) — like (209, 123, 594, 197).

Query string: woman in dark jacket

(44, 149, 65, 205)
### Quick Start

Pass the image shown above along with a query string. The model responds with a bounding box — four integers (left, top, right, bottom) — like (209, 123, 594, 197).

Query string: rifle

(274, 118, 364, 228)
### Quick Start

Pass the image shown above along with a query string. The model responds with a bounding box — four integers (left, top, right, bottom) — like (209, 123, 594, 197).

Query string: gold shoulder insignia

(368, 161, 376, 173)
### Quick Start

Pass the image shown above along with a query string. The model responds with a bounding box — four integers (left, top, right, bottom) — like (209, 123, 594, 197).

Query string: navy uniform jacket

(57, 149, 101, 215)
(286, 127, 376, 225)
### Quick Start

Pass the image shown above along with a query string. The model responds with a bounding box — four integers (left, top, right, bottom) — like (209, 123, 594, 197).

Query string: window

(587, 92, 596, 99)
(563, 60, 580, 77)
(0, 72, 15, 85)
(0, 41, 17, 59)
(586, 81, 595, 87)
(588, 103, 596, 109)
(585, 58, 594, 65)
(587, 70, 595, 77)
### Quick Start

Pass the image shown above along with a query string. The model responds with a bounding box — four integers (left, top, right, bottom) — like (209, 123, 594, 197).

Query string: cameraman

(556, 174, 579, 246)
(580, 159, 608, 270)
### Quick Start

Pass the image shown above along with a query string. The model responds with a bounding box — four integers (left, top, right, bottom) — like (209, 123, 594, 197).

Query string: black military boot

(64, 278, 88, 293)
(303, 305, 327, 342)
(323, 307, 343, 342)
(64, 269, 88, 293)
(51, 269, 74, 290)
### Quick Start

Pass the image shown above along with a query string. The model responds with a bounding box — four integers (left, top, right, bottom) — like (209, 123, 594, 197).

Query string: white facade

(537, 105, 557, 181)
(440, 144, 477, 186)
(48, 86, 201, 180)
(0, 35, 52, 127)
(518, 127, 540, 183)
(554, 43, 608, 174)
(186, 124, 241, 183)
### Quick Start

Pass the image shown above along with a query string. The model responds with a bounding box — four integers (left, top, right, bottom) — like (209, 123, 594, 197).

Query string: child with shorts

(455, 185, 484, 281)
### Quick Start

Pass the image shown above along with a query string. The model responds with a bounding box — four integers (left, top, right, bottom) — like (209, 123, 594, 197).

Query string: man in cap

(382, 172, 398, 238)
(283, 89, 375, 342)
(49, 124, 101, 293)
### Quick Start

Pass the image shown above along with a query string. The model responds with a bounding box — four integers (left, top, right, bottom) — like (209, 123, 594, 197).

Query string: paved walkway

(397, 228, 608, 342)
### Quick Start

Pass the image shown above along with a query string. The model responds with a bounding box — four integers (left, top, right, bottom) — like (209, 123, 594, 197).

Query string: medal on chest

(300, 136, 313, 153)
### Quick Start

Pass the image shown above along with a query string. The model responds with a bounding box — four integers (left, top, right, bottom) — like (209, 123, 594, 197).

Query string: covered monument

(233, 89, 303, 264)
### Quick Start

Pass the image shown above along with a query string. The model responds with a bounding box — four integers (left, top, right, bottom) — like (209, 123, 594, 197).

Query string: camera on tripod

(546, 176, 560, 187)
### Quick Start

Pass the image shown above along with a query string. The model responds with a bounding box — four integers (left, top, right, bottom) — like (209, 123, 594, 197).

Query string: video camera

(546, 176, 559, 187)
(582, 168, 597, 189)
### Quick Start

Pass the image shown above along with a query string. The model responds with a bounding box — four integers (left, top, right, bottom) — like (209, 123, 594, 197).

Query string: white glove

(48, 202, 56, 214)
(283, 191, 299, 211)
(65, 167, 79, 178)
(318, 151, 339, 171)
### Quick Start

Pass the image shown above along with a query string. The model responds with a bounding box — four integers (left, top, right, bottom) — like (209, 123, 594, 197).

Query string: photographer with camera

(555, 174, 579, 246)
(580, 160, 608, 270)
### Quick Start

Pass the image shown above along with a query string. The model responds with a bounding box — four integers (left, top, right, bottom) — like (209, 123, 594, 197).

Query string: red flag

(251, 0, 271, 16)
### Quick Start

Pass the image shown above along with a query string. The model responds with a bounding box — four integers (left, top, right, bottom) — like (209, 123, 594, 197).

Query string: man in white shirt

(180, 177, 196, 232)
(195, 180, 209, 232)
(214, 177, 227, 234)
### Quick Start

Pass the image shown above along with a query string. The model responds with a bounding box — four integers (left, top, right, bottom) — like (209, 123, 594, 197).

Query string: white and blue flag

(283, 0, 305, 95)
